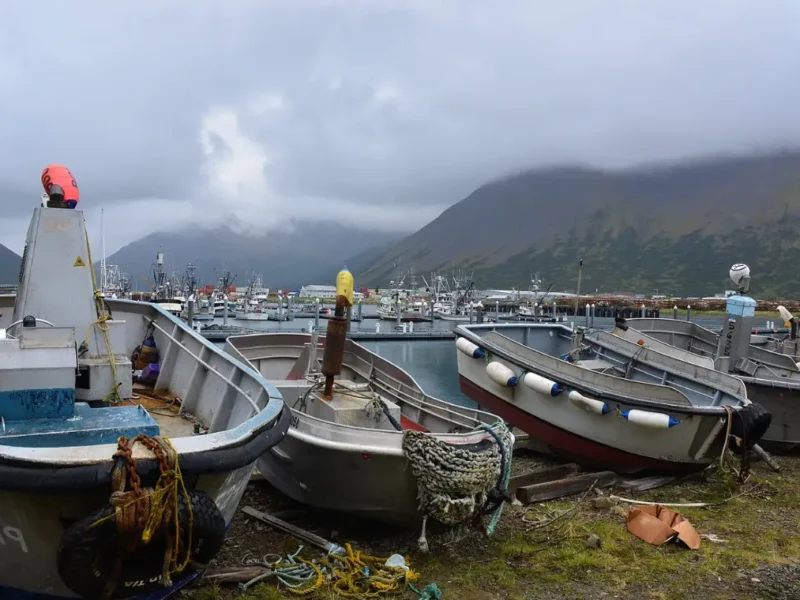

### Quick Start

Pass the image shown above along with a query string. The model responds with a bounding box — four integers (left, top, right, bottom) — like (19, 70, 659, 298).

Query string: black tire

(730, 402, 772, 454)
(57, 490, 225, 599)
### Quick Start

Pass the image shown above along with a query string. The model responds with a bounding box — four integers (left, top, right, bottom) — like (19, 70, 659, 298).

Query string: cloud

(1, 0, 800, 254)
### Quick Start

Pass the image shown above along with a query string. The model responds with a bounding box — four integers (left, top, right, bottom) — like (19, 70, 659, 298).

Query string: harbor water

(218, 312, 782, 408)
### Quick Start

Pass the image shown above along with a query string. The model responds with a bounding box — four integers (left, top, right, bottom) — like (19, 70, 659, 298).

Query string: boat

(455, 321, 771, 473)
(618, 265, 800, 451)
(0, 201, 290, 599)
(620, 316, 800, 451)
(224, 327, 512, 525)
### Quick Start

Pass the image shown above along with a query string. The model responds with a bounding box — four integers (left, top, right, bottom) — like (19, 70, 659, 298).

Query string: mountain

(355, 151, 800, 298)
(0, 243, 20, 285)
(106, 221, 402, 290)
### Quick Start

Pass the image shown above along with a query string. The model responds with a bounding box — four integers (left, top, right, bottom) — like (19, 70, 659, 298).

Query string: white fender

(522, 372, 563, 397)
(568, 391, 609, 415)
(621, 409, 678, 429)
(456, 337, 485, 359)
(486, 362, 518, 387)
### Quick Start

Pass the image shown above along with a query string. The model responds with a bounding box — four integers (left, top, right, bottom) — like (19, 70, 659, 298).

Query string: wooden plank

(242, 506, 335, 553)
(618, 475, 677, 493)
(517, 471, 619, 504)
(202, 566, 269, 585)
(509, 463, 580, 493)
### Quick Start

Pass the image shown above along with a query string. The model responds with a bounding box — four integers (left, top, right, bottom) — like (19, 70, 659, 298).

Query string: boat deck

(125, 385, 204, 438)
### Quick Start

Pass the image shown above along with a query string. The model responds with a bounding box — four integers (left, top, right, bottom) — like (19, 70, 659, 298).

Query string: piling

(314, 299, 320, 330)
(429, 293, 434, 319)
(395, 294, 401, 328)
(496, 300, 500, 321)
(375, 321, 380, 333)
(187, 297, 194, 325)
(223, 295, 228, 326)
(308, 319, 314, 333)
(640, 304, 645, 318)
(673, 305, 678, 319)
(553, 300, 557, 318)
(687, 305, 692, 321)
(357, 300, 363, 321)
(590, 303, 595, 328)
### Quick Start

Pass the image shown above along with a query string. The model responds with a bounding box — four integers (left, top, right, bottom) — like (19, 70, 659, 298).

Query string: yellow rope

(82, 223, 121, 404)
(91, 436, 194, 586)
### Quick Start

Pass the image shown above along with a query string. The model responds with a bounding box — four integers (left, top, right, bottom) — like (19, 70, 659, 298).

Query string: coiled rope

(241, 544, 420, 598)
(402, 421, 513, 549)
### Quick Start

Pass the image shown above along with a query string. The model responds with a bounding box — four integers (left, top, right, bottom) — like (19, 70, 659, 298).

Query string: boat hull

(0, 465, 253, 598)
(257, 432, 420, 523)
(456, 351, 726, 474)
(743, 381, 800, 451)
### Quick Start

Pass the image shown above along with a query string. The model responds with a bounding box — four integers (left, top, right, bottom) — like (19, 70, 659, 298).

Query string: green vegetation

(208, 457, 800, 600)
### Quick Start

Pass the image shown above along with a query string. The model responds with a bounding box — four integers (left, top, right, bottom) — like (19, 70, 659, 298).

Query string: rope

(242, 544, 419, 598)
(83, 223, 121, 404)
(93, 434, 194, 593)
(402, 421, 513, 548)
(410, 582, 443, 600)
(477, 423, 512, 536)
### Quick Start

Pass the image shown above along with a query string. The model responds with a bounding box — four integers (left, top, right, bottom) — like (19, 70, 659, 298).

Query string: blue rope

(410, 582, 443, 599)
(379, 398, 403, 431)
(476, 422, 511, 536)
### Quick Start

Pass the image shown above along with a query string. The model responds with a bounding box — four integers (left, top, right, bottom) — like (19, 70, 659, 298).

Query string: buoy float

(486, 362, 519, 387)
(620, 409, 679, 429)
(568, 391, 610, 415)
(456, 337, 486, 359)
(522, 372, 563, 397)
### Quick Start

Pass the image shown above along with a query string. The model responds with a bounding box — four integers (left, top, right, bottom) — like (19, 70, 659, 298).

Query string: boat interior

(624, 318, 800, 381)
(459, 323, 747, 408)
(0, 208, 275, 449)
(226, 333, 498, 435)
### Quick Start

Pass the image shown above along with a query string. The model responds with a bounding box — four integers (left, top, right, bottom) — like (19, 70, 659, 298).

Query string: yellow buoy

(336, 266, 354, 307)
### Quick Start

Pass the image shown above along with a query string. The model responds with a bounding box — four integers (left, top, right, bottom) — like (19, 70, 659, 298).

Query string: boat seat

(0, 402, 158, 448)
(576, 358, 618, 374)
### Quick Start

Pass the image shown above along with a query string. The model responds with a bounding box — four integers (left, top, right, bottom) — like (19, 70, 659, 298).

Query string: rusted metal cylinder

(321, 309, 348, 397)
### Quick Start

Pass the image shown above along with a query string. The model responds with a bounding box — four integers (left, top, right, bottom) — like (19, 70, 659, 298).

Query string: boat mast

(100, 207, 106, 293)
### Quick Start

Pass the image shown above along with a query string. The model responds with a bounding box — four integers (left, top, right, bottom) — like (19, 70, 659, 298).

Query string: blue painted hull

(0, 573, 197, 599)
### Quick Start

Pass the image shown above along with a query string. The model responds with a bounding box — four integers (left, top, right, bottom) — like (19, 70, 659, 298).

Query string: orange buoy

(41, 165, 80, 208)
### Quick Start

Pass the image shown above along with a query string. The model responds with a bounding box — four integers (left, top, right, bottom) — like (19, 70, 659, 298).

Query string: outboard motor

(717, 264, 756, 373)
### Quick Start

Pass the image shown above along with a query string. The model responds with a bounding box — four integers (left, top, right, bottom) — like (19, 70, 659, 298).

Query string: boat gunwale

(456, 323, 739, 416)
(0, 299, 289, 488)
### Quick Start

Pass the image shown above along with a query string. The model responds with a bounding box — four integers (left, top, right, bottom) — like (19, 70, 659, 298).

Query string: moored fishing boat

(0, 199, 289, 599)
(225, 268, 512, 530)
(455, 322, 771, 473)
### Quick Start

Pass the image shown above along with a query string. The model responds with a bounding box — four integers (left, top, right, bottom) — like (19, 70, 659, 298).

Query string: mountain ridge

(354, 150, 800, 298)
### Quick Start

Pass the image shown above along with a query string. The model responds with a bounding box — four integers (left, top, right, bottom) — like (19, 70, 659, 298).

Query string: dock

(199, 328, 456, 342)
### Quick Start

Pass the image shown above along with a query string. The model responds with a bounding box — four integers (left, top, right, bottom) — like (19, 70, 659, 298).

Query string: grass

(204, 457, 800, 600)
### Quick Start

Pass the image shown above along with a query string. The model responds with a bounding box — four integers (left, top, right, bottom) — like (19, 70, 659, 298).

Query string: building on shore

(299, 284, 364, 300)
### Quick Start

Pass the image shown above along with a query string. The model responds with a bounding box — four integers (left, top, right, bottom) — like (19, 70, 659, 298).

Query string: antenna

(574, 259, 583, 320)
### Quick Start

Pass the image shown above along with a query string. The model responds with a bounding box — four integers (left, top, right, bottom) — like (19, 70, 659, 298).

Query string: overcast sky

(1, 0, 799, 255)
